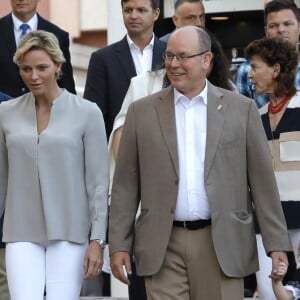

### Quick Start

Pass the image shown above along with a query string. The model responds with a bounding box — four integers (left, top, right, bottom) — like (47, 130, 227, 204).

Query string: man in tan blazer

(109, 26, 291, 299)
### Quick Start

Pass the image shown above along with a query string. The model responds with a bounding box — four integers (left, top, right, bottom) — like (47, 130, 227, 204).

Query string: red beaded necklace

(268, 94, 293, 114)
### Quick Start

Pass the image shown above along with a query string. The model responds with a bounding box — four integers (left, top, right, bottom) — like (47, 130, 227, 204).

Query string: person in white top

(0, 30, 108, 300)
(84, 0, 166, 139)
(272, 261, 300, 300)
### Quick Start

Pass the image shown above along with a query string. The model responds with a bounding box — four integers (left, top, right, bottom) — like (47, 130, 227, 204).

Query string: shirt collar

(174, 79, 208, 105)
(12, 12, 38, 32)
(126, 33, 154, 50)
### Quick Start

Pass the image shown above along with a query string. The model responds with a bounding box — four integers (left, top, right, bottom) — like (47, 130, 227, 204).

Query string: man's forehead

(178, 1, 204, 9)
(167, 30, 199, 49)
(266, 9, 298, 22)
(123, 0, 153, 8)
(173, 26, 199, 35)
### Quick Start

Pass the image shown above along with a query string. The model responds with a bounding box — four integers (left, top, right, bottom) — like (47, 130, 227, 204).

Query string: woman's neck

(268, 93, 283, 105)
(268, 93, 293, 115)
(35, 87, 62, 108)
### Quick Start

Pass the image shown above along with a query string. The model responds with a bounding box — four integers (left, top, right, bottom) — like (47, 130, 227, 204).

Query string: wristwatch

(92, 239, 106, 249)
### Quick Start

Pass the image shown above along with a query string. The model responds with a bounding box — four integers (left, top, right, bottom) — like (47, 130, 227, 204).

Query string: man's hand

(84, 241, 104, 279)
(110, 251, 132, 285)
(269, 251, 288, 281)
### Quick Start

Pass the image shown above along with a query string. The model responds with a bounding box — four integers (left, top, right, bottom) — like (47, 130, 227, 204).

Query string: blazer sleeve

(84, 51, 109, 127)
(109, 75, 138, 136)
(108, 70, 166, 145)
(84, 104, 109, 240)
(109, 103, 140, 255)
(57, 31, 76, 94)
(152, 37, 166, 70)
(0, 109, 8, 217)
(107, 74, 137, 191)
(246, 101, 291, 253)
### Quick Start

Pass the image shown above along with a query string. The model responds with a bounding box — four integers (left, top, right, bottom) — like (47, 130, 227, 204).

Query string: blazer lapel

(204, 82, 228, 180)
(152, 37, 166, 70)
(37, 14, 47, 30)
(2, 14, 17, 54)
(154, 82, 227, 180)
(114, 36, 137, 81)
(155, 87, 179, 177)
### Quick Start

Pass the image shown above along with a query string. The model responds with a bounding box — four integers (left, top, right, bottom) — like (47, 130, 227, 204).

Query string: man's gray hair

(174, 0, 204, 11)
(172, 25, 211, 52)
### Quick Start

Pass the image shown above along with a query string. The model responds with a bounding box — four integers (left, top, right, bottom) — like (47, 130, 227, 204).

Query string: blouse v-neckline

(31, 89, 65, 135)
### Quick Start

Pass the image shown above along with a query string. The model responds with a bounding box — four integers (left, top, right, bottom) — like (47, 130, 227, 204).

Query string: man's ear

(203, 52, 213, 66)
(172, 15, 179, 27)
(154, 8, 160, 21)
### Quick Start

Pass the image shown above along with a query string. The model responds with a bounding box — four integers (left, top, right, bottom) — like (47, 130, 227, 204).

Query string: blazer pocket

(231, 210, 252, 223)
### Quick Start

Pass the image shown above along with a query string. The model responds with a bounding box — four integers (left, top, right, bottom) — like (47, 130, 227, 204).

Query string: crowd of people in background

(0, 0, 299, 299)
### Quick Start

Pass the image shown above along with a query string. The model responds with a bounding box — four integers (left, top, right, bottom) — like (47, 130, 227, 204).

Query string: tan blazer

(109, 82, 291, 277)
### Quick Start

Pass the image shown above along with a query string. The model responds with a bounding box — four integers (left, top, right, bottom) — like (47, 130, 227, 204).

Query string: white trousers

(0, 248, 9, 300)
(6, 241, 88, 300)
(256, 229, 300, 300)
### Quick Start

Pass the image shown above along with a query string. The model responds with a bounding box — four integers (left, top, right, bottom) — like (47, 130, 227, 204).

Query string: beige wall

(0, 0, 79, 37)
(0, 0, 108, 38)
(0, 1, 12, 15)
(49, 0, 80, 37)
(164, 0, 300, 17)
(107, 1, 126, 44)
(81, 0, 107, 31)
(0, 0, 49, 18)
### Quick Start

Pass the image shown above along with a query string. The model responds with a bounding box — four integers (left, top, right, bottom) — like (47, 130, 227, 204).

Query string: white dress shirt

(174, 81, 211, 221)
(127, 34, 154, 75)
(12, 13, 38, 45)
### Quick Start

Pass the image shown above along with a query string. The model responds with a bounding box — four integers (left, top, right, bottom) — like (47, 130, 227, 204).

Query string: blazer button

(175, 179, 178, 185)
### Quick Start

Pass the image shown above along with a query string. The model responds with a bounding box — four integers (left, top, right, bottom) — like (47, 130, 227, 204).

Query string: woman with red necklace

(245, 37, 299, 299)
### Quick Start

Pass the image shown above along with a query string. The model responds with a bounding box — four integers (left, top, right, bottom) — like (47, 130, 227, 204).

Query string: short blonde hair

(14, 30, 65, 67)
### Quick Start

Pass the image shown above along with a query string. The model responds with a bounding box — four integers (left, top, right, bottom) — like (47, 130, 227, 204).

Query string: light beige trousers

(145, 226, 243, 300)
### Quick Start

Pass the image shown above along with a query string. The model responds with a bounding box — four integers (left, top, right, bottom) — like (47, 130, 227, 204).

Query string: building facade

(1, 0, 299, 94)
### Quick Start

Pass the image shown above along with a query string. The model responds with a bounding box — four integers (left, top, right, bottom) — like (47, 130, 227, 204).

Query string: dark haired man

(0, 0, 76, 97)
(84, 0, 166, 138)
(160, 0, 205, 42)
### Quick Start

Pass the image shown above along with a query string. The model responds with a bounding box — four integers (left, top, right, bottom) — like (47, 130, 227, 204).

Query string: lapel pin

(217, 104, 222, 110)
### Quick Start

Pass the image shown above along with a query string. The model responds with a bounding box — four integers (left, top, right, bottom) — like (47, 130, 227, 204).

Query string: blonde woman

(0, 30, 109, 300)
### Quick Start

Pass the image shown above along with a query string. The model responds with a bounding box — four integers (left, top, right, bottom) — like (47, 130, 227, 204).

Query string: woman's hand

(83, 241, 104, 279)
